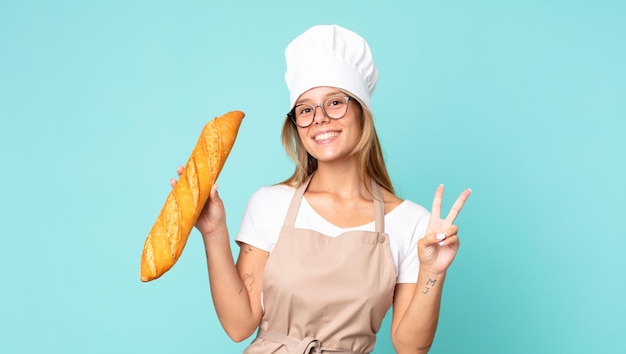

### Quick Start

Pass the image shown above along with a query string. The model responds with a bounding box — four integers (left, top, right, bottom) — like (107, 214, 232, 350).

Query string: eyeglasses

(288, 95, 351, 128)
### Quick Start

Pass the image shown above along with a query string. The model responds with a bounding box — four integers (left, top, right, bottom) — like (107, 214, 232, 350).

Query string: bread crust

(140, 110, 245, 282)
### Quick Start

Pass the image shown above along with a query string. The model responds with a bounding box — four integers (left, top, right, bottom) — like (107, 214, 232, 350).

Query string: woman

(173, 25, 471, 353)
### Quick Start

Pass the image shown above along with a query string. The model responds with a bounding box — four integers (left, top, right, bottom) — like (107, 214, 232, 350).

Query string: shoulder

(381, 188, 403, 210)
(385, 199, 430, 231)
(247, 183, 295, 207)
(382, 187, 430, 223)
(243, 183, 296, 219)
(394, 199, 430, 218)
(237, 184, 296, 251)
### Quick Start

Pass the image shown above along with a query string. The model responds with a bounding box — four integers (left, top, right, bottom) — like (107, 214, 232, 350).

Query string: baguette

(140, 110, 245, 282)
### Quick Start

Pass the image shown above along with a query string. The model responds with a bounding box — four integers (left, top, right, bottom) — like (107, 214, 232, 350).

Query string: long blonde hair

(279, 91, 395, 195)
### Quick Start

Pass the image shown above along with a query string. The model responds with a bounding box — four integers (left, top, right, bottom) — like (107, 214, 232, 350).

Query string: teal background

(1, 1, 624, 353)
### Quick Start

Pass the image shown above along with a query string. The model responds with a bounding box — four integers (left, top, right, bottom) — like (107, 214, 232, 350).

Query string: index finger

(444, 189, 472, 224)
(430, 184, 444, 220)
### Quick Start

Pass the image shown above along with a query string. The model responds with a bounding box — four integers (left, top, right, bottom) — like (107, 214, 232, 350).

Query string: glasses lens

(294, 104, 314, 127)
(323, 96, 349, 119)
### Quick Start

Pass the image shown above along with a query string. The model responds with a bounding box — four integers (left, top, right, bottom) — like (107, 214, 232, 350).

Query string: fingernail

(436, 233, 445, 241)
(438, 241, 445, 246)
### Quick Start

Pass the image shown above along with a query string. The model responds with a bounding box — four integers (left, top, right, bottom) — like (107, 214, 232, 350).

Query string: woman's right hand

(170, 166, 227, 238)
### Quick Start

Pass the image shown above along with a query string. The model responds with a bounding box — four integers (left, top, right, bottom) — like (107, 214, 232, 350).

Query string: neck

(309, 159, 368, 199)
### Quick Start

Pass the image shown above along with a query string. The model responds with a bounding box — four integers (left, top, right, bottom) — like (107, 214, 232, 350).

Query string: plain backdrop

(1, 1, 624, 353)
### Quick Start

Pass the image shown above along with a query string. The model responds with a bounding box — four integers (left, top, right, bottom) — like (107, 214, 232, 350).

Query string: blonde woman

(174, 25, 471, 353)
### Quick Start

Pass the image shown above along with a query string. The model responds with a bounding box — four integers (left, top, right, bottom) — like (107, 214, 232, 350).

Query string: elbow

(228, 333, 251, 343)
(391, 329, 408, 349)
(218, 309, 261, 343)
(393, 344, 432, 354)
(223, 324, 257, 343)
(392, 332, 431, 354)
(391, 333, 408, 353)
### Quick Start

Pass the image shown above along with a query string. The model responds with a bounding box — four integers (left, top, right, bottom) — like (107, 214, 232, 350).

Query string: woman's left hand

(418, 184, 471, 274)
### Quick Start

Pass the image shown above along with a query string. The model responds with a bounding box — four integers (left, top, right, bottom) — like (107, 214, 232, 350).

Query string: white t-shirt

(235, 184, 430, 284)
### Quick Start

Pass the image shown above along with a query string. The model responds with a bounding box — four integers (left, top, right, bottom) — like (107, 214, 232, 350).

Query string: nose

(312, 105, 329, 125)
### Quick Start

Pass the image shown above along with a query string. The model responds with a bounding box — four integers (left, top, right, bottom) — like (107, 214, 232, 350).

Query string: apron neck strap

(371, 179, 385, 233)
(282, 175, 312, 227)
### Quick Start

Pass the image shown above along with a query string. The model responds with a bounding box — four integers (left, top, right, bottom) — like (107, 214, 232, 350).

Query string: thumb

(419, 232, 444, 249)
(210, 183, 222, 202)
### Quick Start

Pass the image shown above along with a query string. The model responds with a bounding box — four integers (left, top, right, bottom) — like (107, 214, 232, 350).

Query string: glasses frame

(288, 95, 352, 128)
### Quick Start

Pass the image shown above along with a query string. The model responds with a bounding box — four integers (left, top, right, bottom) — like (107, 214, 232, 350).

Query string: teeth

(314, 132, 339, 142)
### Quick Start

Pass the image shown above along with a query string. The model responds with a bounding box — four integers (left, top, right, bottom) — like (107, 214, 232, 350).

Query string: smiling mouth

(314, 131, 340, 142)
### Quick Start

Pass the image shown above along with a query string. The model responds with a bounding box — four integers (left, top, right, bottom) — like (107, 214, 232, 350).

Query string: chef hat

(284, 24, 378, 111)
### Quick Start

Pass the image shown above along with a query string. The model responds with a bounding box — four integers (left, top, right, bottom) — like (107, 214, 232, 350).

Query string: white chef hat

(284, 24, 378, 111)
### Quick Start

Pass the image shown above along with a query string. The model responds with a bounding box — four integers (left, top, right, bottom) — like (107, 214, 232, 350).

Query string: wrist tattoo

(422, 278, 437, 294)
(239, 273, 255, 294)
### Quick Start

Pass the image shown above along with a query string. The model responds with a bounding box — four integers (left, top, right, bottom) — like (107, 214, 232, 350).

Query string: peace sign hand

(418, 184, 471, 275)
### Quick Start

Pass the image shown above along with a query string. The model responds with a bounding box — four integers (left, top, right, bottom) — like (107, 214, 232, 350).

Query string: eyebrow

(296, 91, 344, 105)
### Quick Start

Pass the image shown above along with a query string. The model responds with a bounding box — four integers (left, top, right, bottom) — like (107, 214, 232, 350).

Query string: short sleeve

(235, 185, 294, 253)
(394, 202, 430, 284)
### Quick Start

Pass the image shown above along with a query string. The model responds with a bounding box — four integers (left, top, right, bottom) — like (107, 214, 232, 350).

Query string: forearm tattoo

(239, 273, 255, 294)
(421, 278, 437, 294)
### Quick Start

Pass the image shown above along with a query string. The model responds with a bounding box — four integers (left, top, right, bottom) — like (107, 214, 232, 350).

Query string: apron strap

(257, 329, 367, 354)
(283, 175, 312, 227)
(371, 179, 385, 234)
